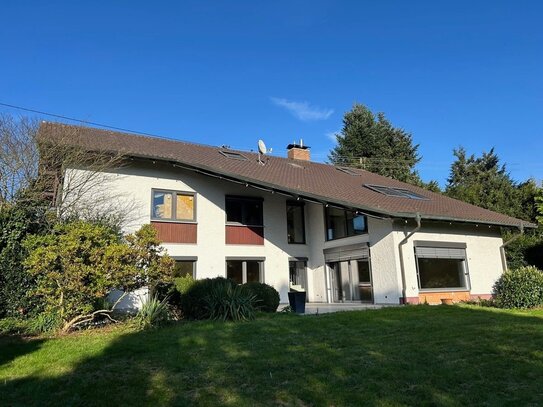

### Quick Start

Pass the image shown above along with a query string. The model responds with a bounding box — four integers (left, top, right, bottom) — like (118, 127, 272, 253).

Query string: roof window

(219, 150, 248, 161)
(337, 167, 360, 176)
(365, 184, 429, 200)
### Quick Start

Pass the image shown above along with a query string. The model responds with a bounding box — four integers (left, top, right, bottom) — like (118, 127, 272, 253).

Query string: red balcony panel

(225, 225, 264, 245)
(151, 221, 197, 244)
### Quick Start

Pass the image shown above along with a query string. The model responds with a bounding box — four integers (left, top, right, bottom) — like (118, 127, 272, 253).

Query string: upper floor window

(225, 196, 263, 226)
(325, 207, 367, 240)
(287, 201, 305, 244)
(152, 189, 195, 222)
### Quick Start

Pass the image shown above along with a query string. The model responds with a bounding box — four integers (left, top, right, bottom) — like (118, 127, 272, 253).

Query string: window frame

(365, 184, 429, 200)
(172, 256, 197, 279)
(225, 257, 265, 284)
(219, 150, 249, 161)
(324, 206, 368, 241)
(225, 196, 264, 227)
(151, 188, 197, 223)
(286, 201, 306, 244)
(414, 244, 471, 292)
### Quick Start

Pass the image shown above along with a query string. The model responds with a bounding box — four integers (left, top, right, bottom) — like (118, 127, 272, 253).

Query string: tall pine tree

(445, 147, 538, 222)
(329, 103, 424, 185)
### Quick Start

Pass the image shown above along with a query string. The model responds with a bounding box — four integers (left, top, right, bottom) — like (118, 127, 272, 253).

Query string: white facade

(67, 160, 505, 306)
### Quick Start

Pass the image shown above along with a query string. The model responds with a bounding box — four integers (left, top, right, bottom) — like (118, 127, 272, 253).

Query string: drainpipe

(398, 212, 421, 304)
(500, 222, 524, 271)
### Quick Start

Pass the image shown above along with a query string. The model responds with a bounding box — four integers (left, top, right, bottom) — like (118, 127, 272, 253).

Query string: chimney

(287, 139, 311, 161)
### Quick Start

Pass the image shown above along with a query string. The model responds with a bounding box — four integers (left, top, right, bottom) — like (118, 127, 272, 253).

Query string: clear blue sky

(1, 1, 541, 186)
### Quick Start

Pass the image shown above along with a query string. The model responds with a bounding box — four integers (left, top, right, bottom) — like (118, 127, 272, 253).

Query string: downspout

(500, 222, 524, 271)
(398, 212, 421, 304)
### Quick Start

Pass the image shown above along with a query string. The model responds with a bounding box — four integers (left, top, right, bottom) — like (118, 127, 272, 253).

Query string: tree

(536, 188, 543, 225)
(329, 103, 425, 184)
(23, 222, 174, 332)
(445, 147, 537, 222)
(0, 114, 138, 228)
(0, 202, 50, 318)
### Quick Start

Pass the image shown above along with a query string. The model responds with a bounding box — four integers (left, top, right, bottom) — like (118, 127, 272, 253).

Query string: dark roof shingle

(38, 122, 532, 228)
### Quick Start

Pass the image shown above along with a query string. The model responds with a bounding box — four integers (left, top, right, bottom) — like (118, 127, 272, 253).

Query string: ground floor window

(173, 258, 196, 278)
(415, 243, 469, 290)
(226, 259, 264, 284)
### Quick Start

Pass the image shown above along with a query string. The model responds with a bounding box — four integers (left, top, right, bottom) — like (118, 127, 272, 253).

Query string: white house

(39, 122, 532, 306)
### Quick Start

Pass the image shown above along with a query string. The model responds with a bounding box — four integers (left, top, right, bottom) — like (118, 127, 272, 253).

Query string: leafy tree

(445, 147, 536, 221)
(23, 222, 174, 332)
(536, 188, 543, 225)
(0, 202, 51, 318)
(329, 103, 428, 185)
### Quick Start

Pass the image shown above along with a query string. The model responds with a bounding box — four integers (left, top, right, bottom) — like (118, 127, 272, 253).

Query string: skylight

(219, 150, 248, 161)
(365, 184, 429, 200)
(336, 167, 360, 176)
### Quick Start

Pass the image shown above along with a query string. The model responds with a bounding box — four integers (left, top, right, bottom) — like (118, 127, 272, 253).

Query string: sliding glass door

(327, 259, 373, 303)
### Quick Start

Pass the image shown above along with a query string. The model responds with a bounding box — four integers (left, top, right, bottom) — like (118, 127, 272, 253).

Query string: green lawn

(1, 306, 543, 406)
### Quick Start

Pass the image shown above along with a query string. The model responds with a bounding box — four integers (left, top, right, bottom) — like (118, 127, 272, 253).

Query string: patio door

(327, 258, 373, 303)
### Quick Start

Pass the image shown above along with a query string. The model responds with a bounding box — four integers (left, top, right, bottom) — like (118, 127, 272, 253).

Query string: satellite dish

(258, 139, 267, 155)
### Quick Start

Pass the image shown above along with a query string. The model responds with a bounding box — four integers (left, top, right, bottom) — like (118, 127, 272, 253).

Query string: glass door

(327, 259, 373, 303)
(351, 259, 373, 303)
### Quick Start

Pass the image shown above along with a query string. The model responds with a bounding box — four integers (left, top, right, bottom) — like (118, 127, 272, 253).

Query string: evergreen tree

(445, 147, 538, 222)
(329, 103, 424, 184)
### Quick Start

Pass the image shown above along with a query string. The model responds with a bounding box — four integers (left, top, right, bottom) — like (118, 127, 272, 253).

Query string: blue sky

(1, 1, 541, 186)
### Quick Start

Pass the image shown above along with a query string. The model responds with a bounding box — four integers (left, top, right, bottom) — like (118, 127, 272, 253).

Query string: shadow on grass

(1, 306, 543, 406)
(0, 335, 44, 367)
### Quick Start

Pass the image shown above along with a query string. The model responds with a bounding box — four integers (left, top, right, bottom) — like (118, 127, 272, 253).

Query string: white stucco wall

(65, 161, 506, 308)
(394, 222, 504, 298)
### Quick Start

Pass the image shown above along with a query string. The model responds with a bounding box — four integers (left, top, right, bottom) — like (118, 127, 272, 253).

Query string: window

(172, 259, 196, 278)
(365, 184, 428, 200)
(336, 167, 360, 176)
(226, 259, 264, 284)
(325, 207, 367, 240)
(415, 244, 470, 290)
(225, 196, 263, 226)
(287, 201, 305, 244)
(152, 189, 195, 221)
(219, 150, 248, 161)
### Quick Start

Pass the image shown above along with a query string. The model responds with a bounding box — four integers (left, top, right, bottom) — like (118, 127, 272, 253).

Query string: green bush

(27, 311, 62, 333)
(0, 203, 49, 318)
(23, 221, 174, 332)
(205, 280, 256, 321)
(494, 266, 543, 309)
(136, 294, 170, 329)
(243, 282, 280, 313)
(180, 277, 256, 321)
(174, 274, 196, 295)
(0, 317, 32, 335)
(504, 231, 543, 270)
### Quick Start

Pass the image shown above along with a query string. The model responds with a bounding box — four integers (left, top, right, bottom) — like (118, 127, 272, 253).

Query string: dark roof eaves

(125, 152, 531, 228)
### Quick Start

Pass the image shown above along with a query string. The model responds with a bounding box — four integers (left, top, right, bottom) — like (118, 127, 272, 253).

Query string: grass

(1, 305, 543, 406)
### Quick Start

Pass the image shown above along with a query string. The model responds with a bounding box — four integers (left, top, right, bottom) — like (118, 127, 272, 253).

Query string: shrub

(174, 274, 196, 295)
(27, 311, 62, 334)
(243, 282, 280, 313)
(0, 203, 49, 318)
(181, 277, 256, 321)
(136, 295, 170, 329)
(23, 221, 174, 332)
(494, 266, 543, 309)
(0, 317, 32, 335)
(205, 280, 256, 321)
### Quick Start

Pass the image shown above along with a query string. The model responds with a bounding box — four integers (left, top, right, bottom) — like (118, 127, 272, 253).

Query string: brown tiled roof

(38, 122, 532, 228)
